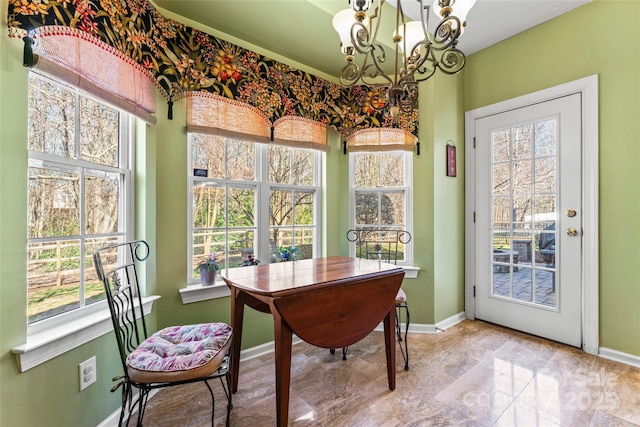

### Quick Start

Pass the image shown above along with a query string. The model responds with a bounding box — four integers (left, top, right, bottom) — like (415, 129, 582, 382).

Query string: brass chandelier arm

(431, 15, 463, 49)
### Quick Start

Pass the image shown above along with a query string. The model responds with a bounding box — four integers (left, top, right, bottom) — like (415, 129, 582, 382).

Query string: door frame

(464, 75, 599, 355)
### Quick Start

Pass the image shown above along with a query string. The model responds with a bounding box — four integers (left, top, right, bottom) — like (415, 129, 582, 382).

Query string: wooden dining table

(222, 256, 405, 427)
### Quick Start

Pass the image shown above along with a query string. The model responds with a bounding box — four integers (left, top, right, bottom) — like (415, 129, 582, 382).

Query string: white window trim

(349, 151, 416, 270)
(180, 283, 230, 304)
(12, 295, 159, 372)
(182, 137, 322, 303)
(21, 72, 136, 368)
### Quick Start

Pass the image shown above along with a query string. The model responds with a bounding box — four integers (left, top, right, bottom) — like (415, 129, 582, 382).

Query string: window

(27, 72, 132, 324)
(350, 151, 413, 264)
(188, 134, 321, 284)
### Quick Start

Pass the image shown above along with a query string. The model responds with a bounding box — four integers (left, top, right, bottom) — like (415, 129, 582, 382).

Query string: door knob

(566, 228, 578, 237)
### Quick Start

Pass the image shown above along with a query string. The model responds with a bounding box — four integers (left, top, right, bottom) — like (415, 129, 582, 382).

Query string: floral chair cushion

(395, 288, 407, 304)
(126, 322, 232, 383)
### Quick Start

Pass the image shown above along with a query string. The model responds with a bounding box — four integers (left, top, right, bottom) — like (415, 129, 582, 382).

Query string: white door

(474, 94, 582, 347)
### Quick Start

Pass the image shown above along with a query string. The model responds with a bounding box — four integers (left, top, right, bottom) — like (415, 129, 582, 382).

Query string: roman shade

(28, 27, 157, 124)
(347, 128, 417, 152)
(186, 92, 271, 143)
(273, 116, 329, 152)
(187, 93, 329, 151)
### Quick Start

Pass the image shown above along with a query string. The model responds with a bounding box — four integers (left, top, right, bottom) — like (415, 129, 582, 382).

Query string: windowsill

(179, 282, 230, 304)
(403, 266, 420, 279)
(11, 295, 160, 372)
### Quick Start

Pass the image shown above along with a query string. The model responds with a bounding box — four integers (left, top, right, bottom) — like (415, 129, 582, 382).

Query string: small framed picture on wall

(446, 143, 457, 177)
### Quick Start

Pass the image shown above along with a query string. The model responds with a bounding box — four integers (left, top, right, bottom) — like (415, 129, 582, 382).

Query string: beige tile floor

(137, 320, 640, 426)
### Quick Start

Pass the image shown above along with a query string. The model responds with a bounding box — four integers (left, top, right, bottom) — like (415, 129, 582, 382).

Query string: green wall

(464, 0, 640, 356)
(409, 71, 467, 327)
(3, 1, 638, 426)
(0, 30, 131, 426)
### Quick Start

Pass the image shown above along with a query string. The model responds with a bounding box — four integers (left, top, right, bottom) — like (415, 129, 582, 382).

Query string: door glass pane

(534, 157, 556, 194)
(511, 267, 532, 303)
(492, 128, 510, 161)
(512, 124, 533, 159)
(512, 160, 532, 195)
(491, 120, 557, 308)
(493, 163, 510, 196)
(535, 119, 556, 156)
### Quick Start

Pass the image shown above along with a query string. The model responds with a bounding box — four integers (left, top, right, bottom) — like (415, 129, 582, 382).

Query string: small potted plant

(239, 254, 260, 266)
(275, 246, 299, 262)
(198, 253, 220, 286)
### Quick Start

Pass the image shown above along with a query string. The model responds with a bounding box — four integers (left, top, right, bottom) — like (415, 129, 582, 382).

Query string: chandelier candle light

(332, 0, 476, 117)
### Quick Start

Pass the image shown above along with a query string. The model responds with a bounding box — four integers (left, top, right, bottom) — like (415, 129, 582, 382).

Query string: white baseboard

(97, 389, 161, 427)
(97, 409, 120, 427)
(238, 335, 304, 361)
(599, 347, 640, 368)
(436, 312, 467, 331)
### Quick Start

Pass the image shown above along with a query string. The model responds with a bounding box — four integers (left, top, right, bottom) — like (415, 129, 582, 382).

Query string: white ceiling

(154, 0, 591, 79)
(422, 0, 592, 55)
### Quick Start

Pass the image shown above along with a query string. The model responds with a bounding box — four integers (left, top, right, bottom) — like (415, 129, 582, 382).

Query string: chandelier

(332, 0, 476, 117)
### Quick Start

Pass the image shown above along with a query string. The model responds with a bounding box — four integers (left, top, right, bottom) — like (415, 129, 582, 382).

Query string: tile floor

(138, 320, 640, 426)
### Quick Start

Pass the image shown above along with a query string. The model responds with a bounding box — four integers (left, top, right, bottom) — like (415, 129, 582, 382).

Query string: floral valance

(7, 0, 418, 143)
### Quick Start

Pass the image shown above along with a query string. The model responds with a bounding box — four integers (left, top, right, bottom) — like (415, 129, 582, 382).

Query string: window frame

(14, 71, 138, 371)
(186, 133, 322, 291)
(349, 150, 414, 266)
(25, 71, 134, 327)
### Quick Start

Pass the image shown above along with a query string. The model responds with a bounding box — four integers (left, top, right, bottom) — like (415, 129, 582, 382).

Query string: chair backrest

(93, 240, 150, 374)
(347, 229, 412, 265)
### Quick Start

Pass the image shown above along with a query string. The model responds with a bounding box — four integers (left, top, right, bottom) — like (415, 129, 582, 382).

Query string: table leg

(383, 304, 396, 391)
(230, 288, 245, 393)
(273, 312, 293, 427)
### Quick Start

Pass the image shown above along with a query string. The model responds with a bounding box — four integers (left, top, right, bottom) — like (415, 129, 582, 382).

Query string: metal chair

(93, 240, 233, 426)
(332, 229, 411, 370)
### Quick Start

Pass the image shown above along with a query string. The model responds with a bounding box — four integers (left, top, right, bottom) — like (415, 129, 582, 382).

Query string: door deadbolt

(566, 209, 577, 217)
(566, 228, 578, 237)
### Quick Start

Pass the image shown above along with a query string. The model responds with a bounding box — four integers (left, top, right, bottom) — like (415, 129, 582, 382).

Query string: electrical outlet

(79, 356, 96, 391)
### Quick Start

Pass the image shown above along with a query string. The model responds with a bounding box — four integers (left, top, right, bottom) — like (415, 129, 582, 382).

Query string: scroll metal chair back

(343, 228, 412, 370)
(94, 240, 233, 426)
(347, 229, 412, 265)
